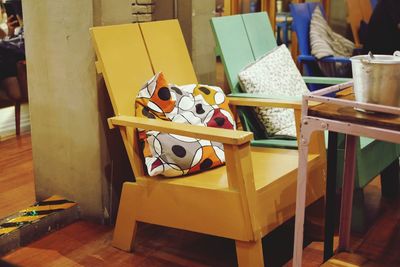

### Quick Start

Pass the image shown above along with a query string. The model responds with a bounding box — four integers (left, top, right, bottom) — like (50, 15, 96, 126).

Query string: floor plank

(0, 134, 35, 219)
(4, 221, 237, 267)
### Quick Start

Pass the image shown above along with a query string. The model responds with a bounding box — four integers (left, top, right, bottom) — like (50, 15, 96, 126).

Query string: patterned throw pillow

(136, 72, 236, 177)
(238, 45, 309, 138)
(310, 6, 354, 59)
(310, 6, 354, 77)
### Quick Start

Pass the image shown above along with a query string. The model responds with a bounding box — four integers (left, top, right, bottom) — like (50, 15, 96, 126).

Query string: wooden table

(292, 82, 400, 266)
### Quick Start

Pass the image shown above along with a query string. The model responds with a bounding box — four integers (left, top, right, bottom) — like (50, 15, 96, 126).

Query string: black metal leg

(381, 158, 400, 199)
(324, 131, 338, 262)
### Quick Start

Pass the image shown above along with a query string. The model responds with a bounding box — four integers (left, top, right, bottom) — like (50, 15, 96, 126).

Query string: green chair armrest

(302, 76, 352, 85)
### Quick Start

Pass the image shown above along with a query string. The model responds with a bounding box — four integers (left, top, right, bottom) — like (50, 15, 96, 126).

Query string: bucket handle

(361, 51, 375, 64)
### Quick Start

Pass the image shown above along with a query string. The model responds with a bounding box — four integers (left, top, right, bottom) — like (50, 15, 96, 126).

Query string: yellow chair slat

(91, 23, 155, 176)
(90, 24, 154, 116)
(140, 20, 198, 85)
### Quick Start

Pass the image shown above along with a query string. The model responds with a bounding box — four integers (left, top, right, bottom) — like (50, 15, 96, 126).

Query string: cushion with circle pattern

(135, 72, 236, 177)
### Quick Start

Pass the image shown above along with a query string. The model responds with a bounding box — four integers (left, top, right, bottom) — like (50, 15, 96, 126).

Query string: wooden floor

(0, 133, 35, 219)
(1, 134, 400, 266)
(0, 104, 31, 141)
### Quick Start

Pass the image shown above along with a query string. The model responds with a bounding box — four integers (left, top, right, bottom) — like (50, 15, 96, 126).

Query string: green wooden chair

(211, 12, 347, 149)
(211, 12, 400, 234)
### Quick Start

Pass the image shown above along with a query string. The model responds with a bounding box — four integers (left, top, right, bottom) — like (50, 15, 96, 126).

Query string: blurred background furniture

(276, 12, 292, 45)
(0, 60, 28, 136)
(290, 2, 350, 92)
(346, 0, 373, 47)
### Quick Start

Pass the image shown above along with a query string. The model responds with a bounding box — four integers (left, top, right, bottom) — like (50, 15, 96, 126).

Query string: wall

(132, 0, 155, 22)
(97, 0, 133, 25)
(154, 0, 174, 21)
(178, 0, 216, 85)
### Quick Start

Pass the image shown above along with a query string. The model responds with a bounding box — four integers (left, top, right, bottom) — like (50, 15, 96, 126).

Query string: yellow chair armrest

(108, 115, 253, 145)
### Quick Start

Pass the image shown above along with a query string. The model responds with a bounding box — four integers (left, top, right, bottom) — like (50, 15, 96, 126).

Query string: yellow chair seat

(133, 147, 323, 238)
(140, 147, 320, 191)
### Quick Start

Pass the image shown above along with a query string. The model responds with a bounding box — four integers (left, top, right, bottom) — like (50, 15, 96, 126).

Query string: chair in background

(370, 0, 378, 9)
(0, 60, 28, 135)
(212, 11, 400, 235)
(211, 12, 346, 150)
(91, 20, 326, 267)
(289, 2, 351, 92)
(276, 12, 292, 46)
(346, 0, 373, 47)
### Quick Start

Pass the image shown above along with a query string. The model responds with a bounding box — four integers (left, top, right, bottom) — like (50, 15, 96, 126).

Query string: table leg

(324, 131, 338, 262)
(338, 134, 357, 252)
(293, 132, 311, 267)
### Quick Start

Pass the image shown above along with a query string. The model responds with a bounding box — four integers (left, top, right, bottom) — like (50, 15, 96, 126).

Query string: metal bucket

(350, 51, 400, 108)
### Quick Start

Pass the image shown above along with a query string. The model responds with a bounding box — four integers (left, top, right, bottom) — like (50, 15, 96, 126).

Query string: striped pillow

(310, 6, 354, 59)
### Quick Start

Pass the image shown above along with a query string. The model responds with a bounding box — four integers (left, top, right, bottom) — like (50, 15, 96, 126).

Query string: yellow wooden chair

(91, 20, 326, 266)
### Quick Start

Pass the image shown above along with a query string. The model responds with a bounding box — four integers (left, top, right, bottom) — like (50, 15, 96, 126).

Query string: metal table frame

(292, 81, 400, 266)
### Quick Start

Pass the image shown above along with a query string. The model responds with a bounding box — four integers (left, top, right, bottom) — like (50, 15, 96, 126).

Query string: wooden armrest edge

(108, 115, 253, 145)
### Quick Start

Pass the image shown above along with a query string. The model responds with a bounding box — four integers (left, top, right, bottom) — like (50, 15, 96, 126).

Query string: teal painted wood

(302, 76, 352, 85)
(356, 140, 399, 188)
(211, 15, 255, 94)
(327, 135, 399, 188)
(241, 12, 277, 59)
(229, 92, 302, 102)
(211, 15, 269, 138)
(212, 14, 399, 197)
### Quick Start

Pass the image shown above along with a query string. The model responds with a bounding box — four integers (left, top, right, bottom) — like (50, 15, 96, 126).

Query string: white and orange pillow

(135, 72, 235, 177)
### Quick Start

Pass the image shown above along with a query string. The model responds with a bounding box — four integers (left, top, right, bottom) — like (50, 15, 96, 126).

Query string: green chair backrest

(242, 12, 277, 59)
(211, 12, 280, 141)
(211, 12, 277, 94)
(211, 14, 255, 94)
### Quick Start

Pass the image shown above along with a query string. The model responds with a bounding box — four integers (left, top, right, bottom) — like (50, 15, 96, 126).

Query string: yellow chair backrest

(140, 20, 198, 85)
(91, 20, 198, 176)
(91, 23, 153, 117)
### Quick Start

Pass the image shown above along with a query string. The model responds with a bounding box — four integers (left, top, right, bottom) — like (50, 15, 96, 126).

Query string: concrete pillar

(96, 0, 133, 25)
(23, 0, 135, 223)
(178, 0, 216, 85)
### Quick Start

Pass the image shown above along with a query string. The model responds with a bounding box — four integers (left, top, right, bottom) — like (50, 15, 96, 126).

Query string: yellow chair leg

(235, 239, 264, 267)
(112, 183, 138, 252)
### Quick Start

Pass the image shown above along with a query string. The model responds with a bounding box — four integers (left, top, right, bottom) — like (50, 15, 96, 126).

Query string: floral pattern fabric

(238, 45, 309, 138)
